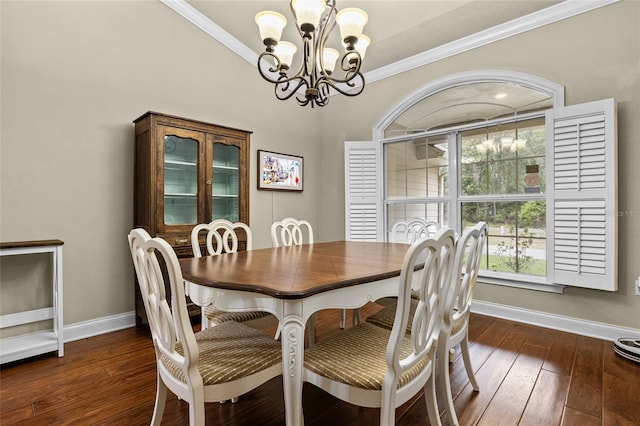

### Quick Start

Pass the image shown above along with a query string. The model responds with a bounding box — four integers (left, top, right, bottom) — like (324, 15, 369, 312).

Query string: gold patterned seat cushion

(304, 322, 430, 390)
(366, 301, 465, 336)
(366, 300, 418, 333)
(203, 306, 273, 326)
(160, 320, 281, 385)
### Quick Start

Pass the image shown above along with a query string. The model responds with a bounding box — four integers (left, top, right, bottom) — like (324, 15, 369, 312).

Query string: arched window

(345, 70, 617, 292)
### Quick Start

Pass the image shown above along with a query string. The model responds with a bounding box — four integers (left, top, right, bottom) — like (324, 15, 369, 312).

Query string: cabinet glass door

(164, 134, 198, 225)
(212, 143, 240, 221)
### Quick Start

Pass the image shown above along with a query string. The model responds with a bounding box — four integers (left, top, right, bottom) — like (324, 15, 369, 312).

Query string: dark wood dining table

(180, 240, 411, 426)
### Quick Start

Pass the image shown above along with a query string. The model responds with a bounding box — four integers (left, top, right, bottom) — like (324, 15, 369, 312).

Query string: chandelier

(255, 0, 369, 108)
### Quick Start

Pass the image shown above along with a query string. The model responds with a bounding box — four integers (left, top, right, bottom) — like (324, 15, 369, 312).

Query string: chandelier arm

(315, 96, 329, 107)
(274, 76, 309, 102)
(257, 52, 310, 87)
(313, 82, 330, 105)
(296, 94, 311, 107)
(311, 51, 365, 88)
(315, 1, 337, 80)
(338, 51, 363, 79)
(302, 35, 312, 79)
(317, 72, 366, 97)
(257, 52, 286, 84)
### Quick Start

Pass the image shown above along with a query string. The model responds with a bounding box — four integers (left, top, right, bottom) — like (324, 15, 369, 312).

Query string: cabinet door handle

(175, 239, 189, 244)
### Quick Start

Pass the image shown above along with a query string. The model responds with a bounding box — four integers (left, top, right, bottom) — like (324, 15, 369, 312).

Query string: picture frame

(258, 150, 303, 191)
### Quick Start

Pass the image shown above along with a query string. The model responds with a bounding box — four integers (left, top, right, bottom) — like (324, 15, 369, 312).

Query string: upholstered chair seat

(160, 320, 281, 385)
(304, 322, 429, 391)
(366, 300, 466, 337)
(201, 307, 272, 328)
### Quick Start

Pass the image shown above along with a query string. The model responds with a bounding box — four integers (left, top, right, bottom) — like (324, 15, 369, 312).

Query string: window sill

(478, 273, 566, 293)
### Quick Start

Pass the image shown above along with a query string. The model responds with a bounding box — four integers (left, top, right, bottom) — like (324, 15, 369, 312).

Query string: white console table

(0, 239, 64, 363)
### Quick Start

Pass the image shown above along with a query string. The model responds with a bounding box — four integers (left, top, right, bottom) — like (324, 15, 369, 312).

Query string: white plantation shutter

(547, 98, 617, 290)
(345, 141, 381, 241)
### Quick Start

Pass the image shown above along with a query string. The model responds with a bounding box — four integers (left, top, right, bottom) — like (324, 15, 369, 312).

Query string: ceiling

(184, 0, 561, 73)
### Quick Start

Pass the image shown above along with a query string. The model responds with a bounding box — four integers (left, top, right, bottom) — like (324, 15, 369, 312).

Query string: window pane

(385, 138, 448, 199)
(460, 119, 545, 196)
(462, 201, 547, 276)
(386, 141, 409, 198)
(488, 159, 518, 194)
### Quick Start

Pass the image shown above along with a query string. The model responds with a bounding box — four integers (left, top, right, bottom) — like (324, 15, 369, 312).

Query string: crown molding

(365, 0, 620, 85)
(161, 0, 620, 89)
(160, 0, 258, 64)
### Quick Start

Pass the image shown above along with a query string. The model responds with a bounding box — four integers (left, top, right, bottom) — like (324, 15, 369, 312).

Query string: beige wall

(0, 0, 320, 334)
(1, 1, 638, 336)
(318, 0, 640, 329)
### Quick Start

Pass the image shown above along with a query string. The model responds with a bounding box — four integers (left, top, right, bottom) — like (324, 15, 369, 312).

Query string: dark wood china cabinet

(133, 111, 251, 324)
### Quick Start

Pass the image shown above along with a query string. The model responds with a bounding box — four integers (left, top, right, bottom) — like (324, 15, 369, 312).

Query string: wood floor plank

(476, 342, 547, 425)
(542, 329, 578, 376)
(565, 336, 603, 418)
(602, 340, 640, 425)
(561, 406, 601, 426)
(454, 322, 529, 425)
(519, 368, 570, 426)
(448, 316, 507, 395)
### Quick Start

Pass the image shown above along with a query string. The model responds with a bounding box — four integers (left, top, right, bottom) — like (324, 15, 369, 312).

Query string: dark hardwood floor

(1, 304, 639, 425)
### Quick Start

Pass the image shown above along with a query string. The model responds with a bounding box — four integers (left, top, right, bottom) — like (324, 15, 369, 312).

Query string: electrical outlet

(636, 276, 640, 296)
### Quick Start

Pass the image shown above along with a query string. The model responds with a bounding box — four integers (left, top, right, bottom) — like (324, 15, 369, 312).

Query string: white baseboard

(60, 305, 639, 345)
(63, 311, 136, 343)
(471, 301, 640, 342)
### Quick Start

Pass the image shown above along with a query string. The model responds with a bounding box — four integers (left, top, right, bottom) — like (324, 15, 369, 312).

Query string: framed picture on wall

(258, 150, 303, 191)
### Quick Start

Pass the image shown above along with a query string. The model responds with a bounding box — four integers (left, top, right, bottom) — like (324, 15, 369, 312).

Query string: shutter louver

(348, 204, 378, 241)
(554, 114, 607, 191)
(554, 201, 607, 285)
(348, 150, 377, 198)
(345, 142, 381, 241)
(548, 98, 617, 291)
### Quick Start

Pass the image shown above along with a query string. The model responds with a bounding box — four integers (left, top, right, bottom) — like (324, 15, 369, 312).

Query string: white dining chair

(302, 228, 456, 426)
(365, 222, 486, 425)
(270, 217, 314, 247)
(191, 218, 252, 256)
(437, 221, 486, 426)
(128, 228, 282, 426)
(191, 219, 276, 330)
